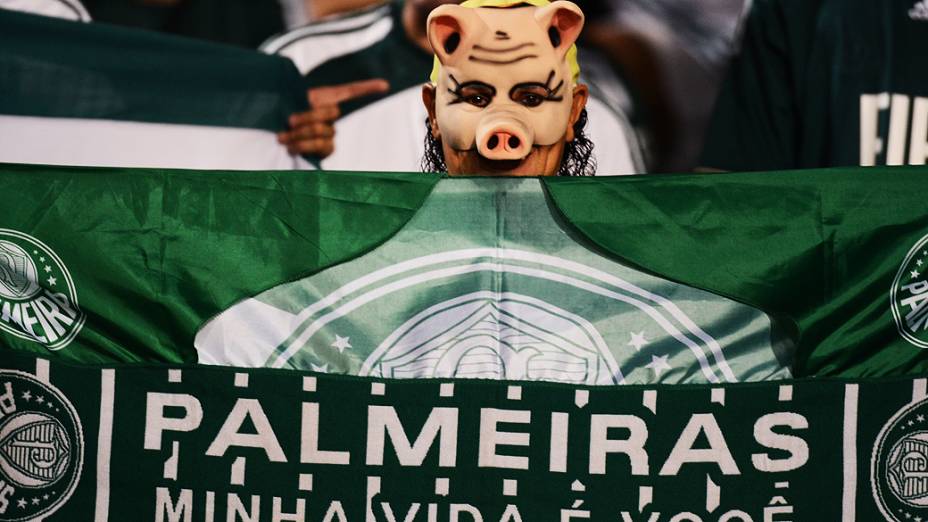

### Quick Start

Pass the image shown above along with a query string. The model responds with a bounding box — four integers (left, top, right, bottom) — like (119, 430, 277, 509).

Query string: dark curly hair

(420, 108, 596, 176)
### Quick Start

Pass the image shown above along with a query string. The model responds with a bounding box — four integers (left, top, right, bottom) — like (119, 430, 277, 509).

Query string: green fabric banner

(0, 351, 927, 521)
(0, 9, 306, 130)
(0, 163, 437, 363)
(544, 166, 928, 377)
(1, 163, 928, 382)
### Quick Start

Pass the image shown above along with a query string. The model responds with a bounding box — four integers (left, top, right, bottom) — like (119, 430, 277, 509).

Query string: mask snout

(476, 119, 533, 160)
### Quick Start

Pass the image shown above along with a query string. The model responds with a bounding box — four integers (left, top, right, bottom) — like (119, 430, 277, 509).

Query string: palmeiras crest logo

(0, 230, 84, 350)
(872, 397, 928, 521)
(0, 370, 83, 522)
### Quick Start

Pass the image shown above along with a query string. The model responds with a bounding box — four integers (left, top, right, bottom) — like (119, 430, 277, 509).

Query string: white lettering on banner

(499, 505, 524, 522)
(205, 399, 287, 462)
(132, 375, 830, 522)
(660, 414, 740, 476)
(478, 409, 531, 470)
(751, 413, 809, 472)
(588, 415, 649, 475)
(144, 393, 204, 451)
(155, 487, 192, 522)
(322, 500, 349, 522)
(550, 412, 570, 473)
(301, 403, 351, 465)
(382, 502, 420, 522)
(227, 493, 260, 522)
(147, 486, 817, 521)
(366, 406, 458, 467)
(205, 491, 216, 522)
(272, 497, 305, 522)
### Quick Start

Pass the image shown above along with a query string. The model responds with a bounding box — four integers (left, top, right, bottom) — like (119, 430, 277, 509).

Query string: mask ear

(534, 0, 584, 60)
(427, 5, 485, 67)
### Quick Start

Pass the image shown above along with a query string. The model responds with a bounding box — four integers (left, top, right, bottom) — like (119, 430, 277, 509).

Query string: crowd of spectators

(3, 0, 928, 175)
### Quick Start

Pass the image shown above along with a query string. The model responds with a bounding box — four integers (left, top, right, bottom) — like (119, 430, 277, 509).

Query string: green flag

(4, 163, 928, 521)
(1, 163, 927, 381)
(0, 10, 309, 170)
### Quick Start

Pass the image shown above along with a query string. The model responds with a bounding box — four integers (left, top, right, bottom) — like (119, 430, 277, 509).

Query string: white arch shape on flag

(264, 248, 736, 383)
(361, 291, 624, 385)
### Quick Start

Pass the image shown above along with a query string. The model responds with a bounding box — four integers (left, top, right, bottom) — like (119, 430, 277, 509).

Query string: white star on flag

(919, 259, 924, 267)
(331, 335, 352, 354)
(44, 265, 52, 273)
(628, 331, 648, 352)
(645, 355, 672, 378)
(47, 276, 57, 286)
(912, 270, 921, 279)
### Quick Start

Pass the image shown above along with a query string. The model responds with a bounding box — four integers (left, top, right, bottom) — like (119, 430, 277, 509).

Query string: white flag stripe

(913, 378, 927, 403)
(95, 369, 116, 522)
(0, 115, 312, 171)
(34, 357, 49, 383)
(842, 383, 859, 522)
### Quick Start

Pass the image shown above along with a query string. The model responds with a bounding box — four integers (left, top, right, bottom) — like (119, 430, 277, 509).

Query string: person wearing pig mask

(268, 0, 643, 174)
(421, 0, 594, 176)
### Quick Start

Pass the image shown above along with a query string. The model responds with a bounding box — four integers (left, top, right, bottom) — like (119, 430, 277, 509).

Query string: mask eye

(516, 92, 543, 107)
(465, 94, 491, 108)
(511, 86, 549, 108)
(454, 83, 495, 108)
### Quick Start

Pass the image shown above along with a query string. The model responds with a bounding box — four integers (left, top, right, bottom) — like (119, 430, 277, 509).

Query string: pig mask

(424, 0, 587, 174)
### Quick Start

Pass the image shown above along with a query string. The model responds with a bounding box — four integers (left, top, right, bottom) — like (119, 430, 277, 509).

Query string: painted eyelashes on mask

(447, 70, 564, 109)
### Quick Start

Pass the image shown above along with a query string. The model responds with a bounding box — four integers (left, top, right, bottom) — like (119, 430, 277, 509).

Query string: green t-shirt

(700, 0, 928, 170)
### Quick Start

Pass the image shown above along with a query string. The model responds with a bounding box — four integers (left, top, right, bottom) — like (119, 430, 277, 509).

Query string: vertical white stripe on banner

(95, 369, 116, 522)
(913, 378, 927, 403)
(35, 358, 49, 383)
(842, 384, 859, 522)
(31, 359, 50, 522)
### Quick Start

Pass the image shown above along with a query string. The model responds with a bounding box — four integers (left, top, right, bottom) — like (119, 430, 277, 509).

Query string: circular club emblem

(0, 229, 83, 350)
(0, 370, 83, 521)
